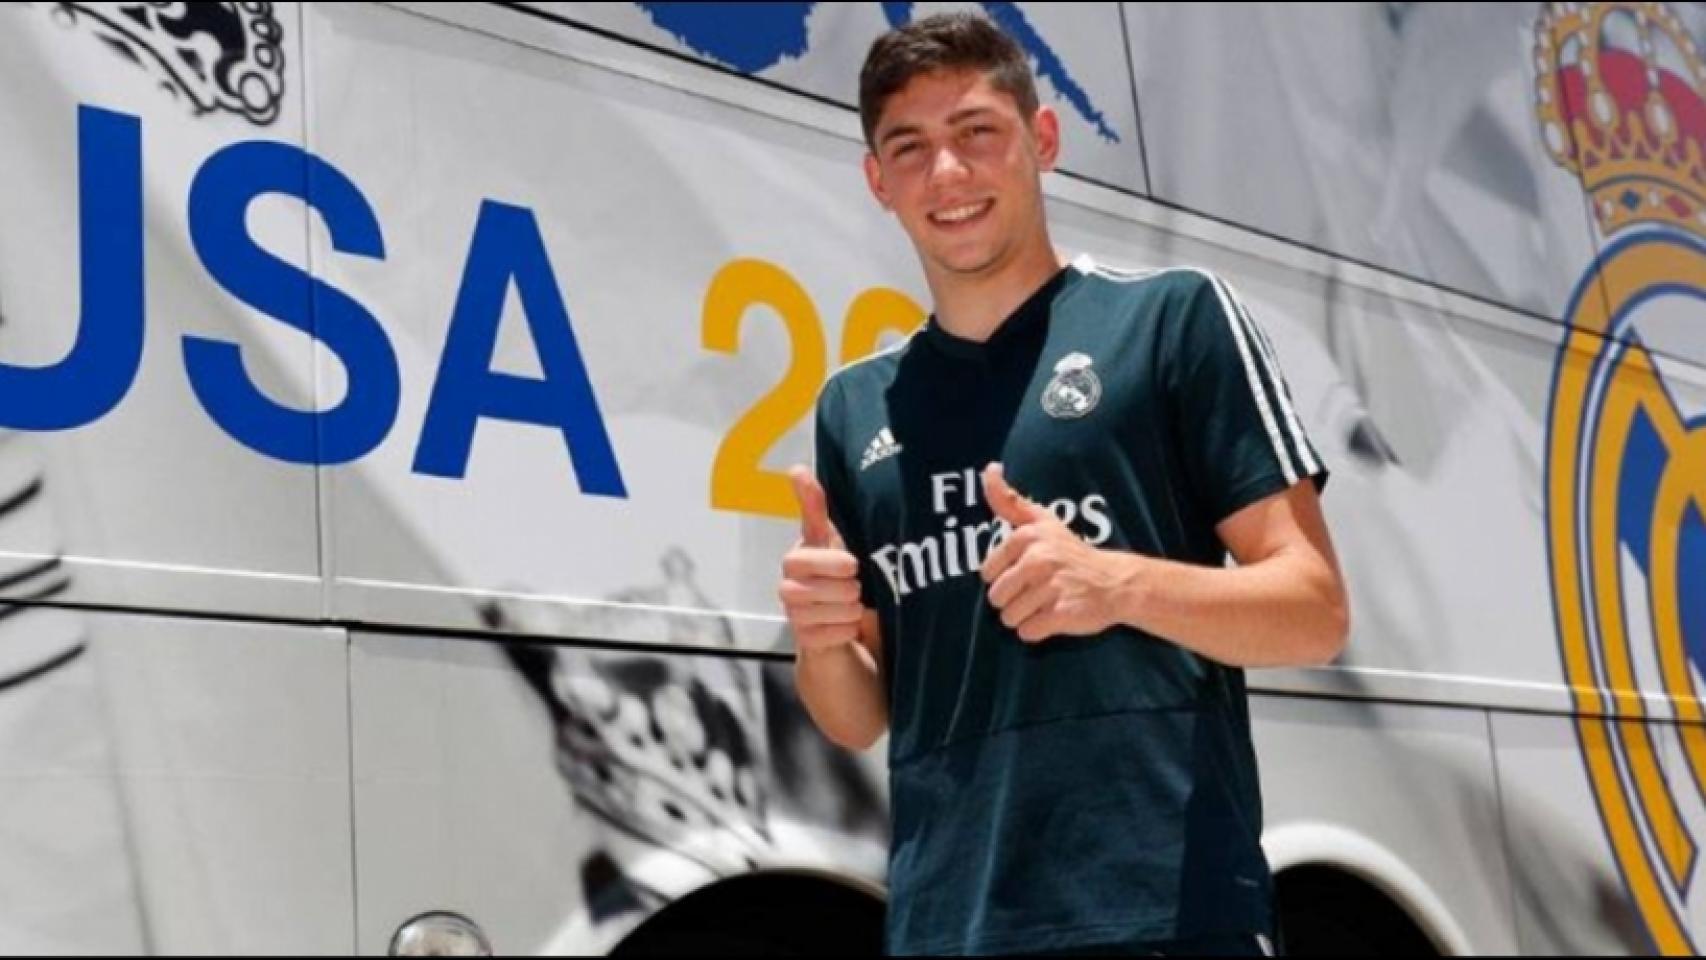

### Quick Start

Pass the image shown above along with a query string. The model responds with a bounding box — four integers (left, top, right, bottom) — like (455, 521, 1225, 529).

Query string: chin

(930, 243, 1005, 276)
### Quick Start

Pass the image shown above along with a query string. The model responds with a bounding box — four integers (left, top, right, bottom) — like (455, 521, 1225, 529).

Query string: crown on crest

(1535, 2, 1706, 236)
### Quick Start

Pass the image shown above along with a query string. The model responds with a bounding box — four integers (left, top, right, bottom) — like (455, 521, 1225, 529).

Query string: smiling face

(863, 67, 1060, 281)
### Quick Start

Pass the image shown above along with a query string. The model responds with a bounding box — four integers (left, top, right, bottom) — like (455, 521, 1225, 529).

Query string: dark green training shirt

(813, 254, 1329, 956)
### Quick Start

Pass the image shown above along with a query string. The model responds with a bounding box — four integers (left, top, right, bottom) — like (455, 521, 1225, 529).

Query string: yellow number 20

(703, 259, 924, 518)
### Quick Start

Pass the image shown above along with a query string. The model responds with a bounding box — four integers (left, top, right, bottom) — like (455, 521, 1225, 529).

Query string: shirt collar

(920, 262, 1081, 363)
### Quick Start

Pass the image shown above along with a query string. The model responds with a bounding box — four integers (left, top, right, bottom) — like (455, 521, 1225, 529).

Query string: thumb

(982, 462, 1047, 527)
(789, 465, 843, 548)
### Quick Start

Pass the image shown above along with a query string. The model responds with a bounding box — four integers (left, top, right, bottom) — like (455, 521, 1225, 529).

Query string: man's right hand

(779, 465, 865, 654)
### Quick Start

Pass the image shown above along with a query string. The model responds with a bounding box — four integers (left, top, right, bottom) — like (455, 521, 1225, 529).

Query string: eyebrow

(876, 106, 999, 149)
(946, 106, 998, 125)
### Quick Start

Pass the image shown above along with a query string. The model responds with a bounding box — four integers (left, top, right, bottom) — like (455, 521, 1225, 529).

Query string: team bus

(0, 1, 1702, 954)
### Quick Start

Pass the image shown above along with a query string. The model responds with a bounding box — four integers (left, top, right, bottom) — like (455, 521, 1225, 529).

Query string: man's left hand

(979, 463, 1140, 643)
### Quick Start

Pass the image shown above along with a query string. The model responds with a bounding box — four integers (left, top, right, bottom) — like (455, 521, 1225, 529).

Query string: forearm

(794, 626, 888, 751)
(1110, 549, 1348, 669)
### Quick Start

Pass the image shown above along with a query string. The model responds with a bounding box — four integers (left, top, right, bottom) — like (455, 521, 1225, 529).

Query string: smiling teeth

(933, 201, 990, 223)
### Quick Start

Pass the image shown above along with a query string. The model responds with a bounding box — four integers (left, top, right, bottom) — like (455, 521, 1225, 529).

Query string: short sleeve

(812, 376, 886, 608)
(1166, 271, 1328, 525)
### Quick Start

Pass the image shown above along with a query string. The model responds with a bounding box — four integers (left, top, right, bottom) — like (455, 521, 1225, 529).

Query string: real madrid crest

(1537, 2, 1706, 954)
(1041, 352, 1101, 419)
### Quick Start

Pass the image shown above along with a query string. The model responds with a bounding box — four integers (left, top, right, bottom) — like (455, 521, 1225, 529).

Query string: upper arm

(1214, 479, 1349, 664)
(1169, 269, 1345, 609)
(1215, 477, 1340, 577)
(1167, 271, 1328, 526)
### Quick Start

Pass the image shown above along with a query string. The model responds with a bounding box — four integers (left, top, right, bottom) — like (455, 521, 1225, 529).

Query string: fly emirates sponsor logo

(870, 467, 1113, 601)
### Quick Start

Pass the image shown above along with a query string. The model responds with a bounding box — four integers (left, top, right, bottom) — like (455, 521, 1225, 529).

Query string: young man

(778, 13, 1348, 957)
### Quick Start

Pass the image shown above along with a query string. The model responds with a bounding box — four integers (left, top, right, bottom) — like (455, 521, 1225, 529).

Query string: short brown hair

(858, 13, 1040, 150)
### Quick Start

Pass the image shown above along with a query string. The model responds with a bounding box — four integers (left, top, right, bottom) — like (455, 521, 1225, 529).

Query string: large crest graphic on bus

(1538, 2, 1706, 953)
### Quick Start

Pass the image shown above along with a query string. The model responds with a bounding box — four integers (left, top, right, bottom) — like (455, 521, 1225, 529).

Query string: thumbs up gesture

(980, 463, 1130, 643)
(779, 465, 865, 654)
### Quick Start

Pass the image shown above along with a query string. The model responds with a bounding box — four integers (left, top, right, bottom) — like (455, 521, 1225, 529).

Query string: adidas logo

(859, 427, 902, 471)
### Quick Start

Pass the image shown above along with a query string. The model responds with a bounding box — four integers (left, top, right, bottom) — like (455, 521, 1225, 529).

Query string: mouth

(927, 198, 994, 230)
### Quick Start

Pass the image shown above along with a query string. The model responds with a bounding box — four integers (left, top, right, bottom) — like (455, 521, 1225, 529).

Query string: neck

(925, 231, 1067, 342)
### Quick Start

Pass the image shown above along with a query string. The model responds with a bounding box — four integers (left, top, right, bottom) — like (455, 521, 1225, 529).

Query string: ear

(863, 150, 892, 211)
(1032, 105, 1062, 173)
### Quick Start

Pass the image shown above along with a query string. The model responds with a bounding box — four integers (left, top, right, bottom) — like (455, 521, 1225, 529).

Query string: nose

(927, 142, 971, 187)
